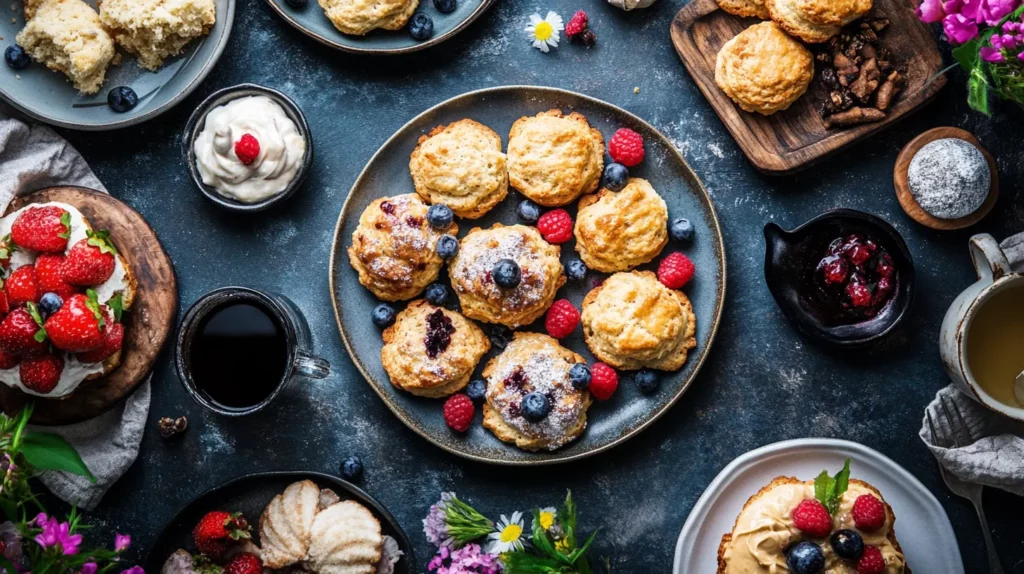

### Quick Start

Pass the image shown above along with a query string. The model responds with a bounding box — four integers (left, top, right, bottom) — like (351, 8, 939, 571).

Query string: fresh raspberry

(657, 252, 695, 289)
(545, 299, 580, 339)
(608, 128, 645, 167)
(443, 394, 475, 432)
(234, 134, 261, 166)
(856, 546, 886, 574)
(224, 553, 263, 574)
(589, 363, 618, 400)
(851, 494, 886, 531)
(792, 499, 832, 538)
(565, 10, 588, 36)
(536, 209, 573, 244)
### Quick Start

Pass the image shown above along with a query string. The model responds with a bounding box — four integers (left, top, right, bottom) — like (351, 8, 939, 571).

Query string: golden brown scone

(482, 332, 591, 452)
(16, 0, 116, 94)
(793, 0, 871, 26)
(574, 178, 668, 273)
(348, 194, 457, 302)
(506, 110, 604, 207)
(581, 271, 696, 371)
(718, 0, 769, 19)
(318, 0, 418, 35)
(715, 21, 814, 115)
(381, 300, 490, 398)
(764, 0, 841, 43)
(717, 477, 909, 573)
(98, 0, 217, 72)
(448, 224, 565, 328)
(409, 119, 508, 219)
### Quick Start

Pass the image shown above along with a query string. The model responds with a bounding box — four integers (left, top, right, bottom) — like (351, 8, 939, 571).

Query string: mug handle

(294, 350, 331, 379)
(969, 234, 1012, 283)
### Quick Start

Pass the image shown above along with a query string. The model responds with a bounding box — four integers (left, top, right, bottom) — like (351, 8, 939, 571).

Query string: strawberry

(11, 206, 71, 253)
(193, 511, 251, 560)
(0, 234, 17, 270)
(6, 266, 39, 306)
(224, 553, 262, 574)
(0, 290, 9, 317)
(0, 350, 19, 370)
(0, 306, 47, 355)
(44, 292, 105, 353)
(35, 254, 79, 299)
(19, 352, 63, 394)
(61, 230, 117, 286)
(76, 320, 123, 364)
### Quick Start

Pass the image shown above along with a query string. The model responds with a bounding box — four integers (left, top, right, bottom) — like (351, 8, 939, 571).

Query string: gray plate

(263, 0, 495, 55)
(0, 0, 234, 130)
(329, 86, 727, 465)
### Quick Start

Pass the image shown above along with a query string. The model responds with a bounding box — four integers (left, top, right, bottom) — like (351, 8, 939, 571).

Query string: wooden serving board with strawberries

(0, 187, 177, 425)
(670, 0, 946, 175)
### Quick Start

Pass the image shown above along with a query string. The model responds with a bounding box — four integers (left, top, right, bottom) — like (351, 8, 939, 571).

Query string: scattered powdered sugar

(355, 196, 438, 285)
(908, 138, 990, 220)
(453, 230, 549, 312)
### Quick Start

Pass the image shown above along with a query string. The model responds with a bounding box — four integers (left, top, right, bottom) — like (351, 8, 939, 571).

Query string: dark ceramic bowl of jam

(764, 209, 915, 348)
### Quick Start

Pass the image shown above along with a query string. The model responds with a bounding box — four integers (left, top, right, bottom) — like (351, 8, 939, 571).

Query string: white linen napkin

(0, 109, 150, 510)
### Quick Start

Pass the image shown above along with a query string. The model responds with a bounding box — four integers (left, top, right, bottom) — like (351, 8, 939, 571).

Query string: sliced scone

(16, 0, 116, 94)
(99, 0, 216, 71)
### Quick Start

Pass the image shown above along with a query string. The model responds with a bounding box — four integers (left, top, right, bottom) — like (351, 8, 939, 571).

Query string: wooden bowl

(893, 127, 998, 230)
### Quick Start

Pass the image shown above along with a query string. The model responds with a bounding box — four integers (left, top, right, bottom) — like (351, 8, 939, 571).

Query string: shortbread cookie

(259, 480, 320, 569)
(318, 0, 419, 36)
(793, 0, 872, 26)
(506, 110, 604, 207)
(715, 21, 814, 115)
(448, 224, 565, 328)
(574, 178, 668, 273)
(16, 0, 115, 94)
(348, 194, 458, 302)
(718, 0, 769, 19)
(764, 0, 841, 43)
(482, 332, 591, 451)
(409, 119, 508, 219)
(99, 0, 215, 71)
(381, 300, 490, 398)
(307, 500, 383, 574)
(581, 271, 697, 371)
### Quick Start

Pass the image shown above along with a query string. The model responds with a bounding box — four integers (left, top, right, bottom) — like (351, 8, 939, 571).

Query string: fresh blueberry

(465, 379, 487, 402)
(436, 234, 459, 260)
(38, 293, 63, 318)
(670, 218, 695, 243)
(521, 392, 551, 422)
(107, 86, 139, 113)
(408, 12, 434, 40)
(829, 530, 864, 560)
(786, 542, 825, 574)
(635, 369, 659, 394)
(493, 259, 521, 289)
(425, 282, 449, 306)
(565, 258, 587, 282)
(426, 204, 453, 229)
(568, 363, 591, 390)
(489, 325, 513, 349)
(517, 199, 541, 223)
(371, 303, 396, 328)
(433, 0, 457, 12)
(285, 0, 308, 6)
(340, 456, 363, 481)
(4, 45, 30, 70)
(602, 163, 629, 192)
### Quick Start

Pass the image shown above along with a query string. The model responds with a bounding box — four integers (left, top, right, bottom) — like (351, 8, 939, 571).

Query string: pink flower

(944, 13, 981, 43)
(918, 0, 947, 22)
(34, 517, 83, 556)
(80, 563, 98, 574)
(120, 567, 144, 574)
(114, 534, 131, 552)
(981, 46, 1008, 61)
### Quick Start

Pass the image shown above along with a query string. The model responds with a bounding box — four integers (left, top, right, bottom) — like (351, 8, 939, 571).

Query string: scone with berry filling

(349, 194, 458, 302)
(482, 332, 591, 451)
(381, 300, 490, 398)
(99, 0, 216, 71)
(574, 178, 668, 273)
(506, 110, 604, 207)
(448, 224, 565, 329)
(16, 0, 116, 94)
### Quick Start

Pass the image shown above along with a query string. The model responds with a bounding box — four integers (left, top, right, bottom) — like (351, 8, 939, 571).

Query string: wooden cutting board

(670, 0, 946, 175)
(0, 187, 177, 425)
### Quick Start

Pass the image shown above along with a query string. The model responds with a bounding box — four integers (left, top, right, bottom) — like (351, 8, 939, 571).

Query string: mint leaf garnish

(814, 459, 852, 515)
(109, 293, 124, 322)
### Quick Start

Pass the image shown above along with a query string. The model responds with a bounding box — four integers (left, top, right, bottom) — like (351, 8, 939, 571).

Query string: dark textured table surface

(45, 0, 1024, 571)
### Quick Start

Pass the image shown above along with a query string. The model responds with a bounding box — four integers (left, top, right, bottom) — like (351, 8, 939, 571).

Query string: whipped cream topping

(193, 95, 307, 204)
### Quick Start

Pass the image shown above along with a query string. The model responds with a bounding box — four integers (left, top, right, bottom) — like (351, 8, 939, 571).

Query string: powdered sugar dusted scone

(718, 0, 769, 19)
(574, 178, 668, 273)
(448, 224, 565, 328)
(506, 110, 604, 207)
(581, 271, 696, 371)
(348, 194, 458, 302)
(16, 0, 115, 94)
(99, 0, 216, 71)
(409, 119, 508, 219)
(318, 0, 419, 36)
(482, 332, 591, 451)
(381, 300, 490, 398)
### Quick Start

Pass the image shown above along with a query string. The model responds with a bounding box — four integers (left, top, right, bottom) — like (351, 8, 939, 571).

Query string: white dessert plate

(673, 438, 964, 573)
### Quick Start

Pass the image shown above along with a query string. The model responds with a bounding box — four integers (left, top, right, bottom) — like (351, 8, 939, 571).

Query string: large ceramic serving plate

(144, 471, 414, 574)
(0, 0, 234, 130)
(673, 439, 964, 573)
(264, 0, 495, 55)
(329, 86, 726, 465)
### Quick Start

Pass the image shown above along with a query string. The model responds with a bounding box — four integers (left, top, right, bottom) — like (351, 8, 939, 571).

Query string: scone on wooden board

(319, 0, 419, 36)
(715, 21, 814, 115)
(99, 0, 217, 71)
(16, 0, 116, 94)
(718, 0, 769, 19)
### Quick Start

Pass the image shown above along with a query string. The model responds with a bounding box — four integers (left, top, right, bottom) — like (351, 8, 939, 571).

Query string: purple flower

(427, 544, 501, 574)
(33, 517, 83, 556)
(982, 46, 1008, 60)
(423, 493, 454, 549)
(918, 0, 948, 22)
(32, 514, 47, 528)
(120, 567, 144, 574)
(80, 563, 98, 574)
(114, 534, 131, 553)
(944, 13, 981, 43)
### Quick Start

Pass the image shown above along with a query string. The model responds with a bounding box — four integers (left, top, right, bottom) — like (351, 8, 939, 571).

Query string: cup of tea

(940, 234, 1024, 422)
(176, 287, 331, 416)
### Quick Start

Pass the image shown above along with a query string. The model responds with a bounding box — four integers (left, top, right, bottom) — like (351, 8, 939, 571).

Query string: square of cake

(98, 0, 216, 72)
(16, 0, 116, 94)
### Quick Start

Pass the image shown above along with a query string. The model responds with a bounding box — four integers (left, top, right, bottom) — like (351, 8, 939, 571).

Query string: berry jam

(424, 309, 455, 358)
(811, 234, 898, 324)
(380, 201, 395, 215)
(504, 367, 528, 391)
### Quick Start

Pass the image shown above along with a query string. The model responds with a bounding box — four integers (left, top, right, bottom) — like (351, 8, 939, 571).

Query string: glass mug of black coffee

(175, 287, 330, 416)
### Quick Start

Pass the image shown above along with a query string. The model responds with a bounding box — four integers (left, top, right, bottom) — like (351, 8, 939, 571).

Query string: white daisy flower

(486, 511, 525, 554)
(525, 11, 563, 53)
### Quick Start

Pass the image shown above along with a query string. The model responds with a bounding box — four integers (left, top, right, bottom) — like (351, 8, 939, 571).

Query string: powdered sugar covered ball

(908, 138, 990, 220)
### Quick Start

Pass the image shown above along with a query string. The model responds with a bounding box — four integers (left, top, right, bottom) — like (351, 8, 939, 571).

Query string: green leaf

(833, 459, 851, 502)
(85, 289, 105, 328)
(814, 460, 853, 514)
(108, 293, 124, 322)
(85, 230, 117, 256)
(968, 68, 992, 115)
(952, 38, 982, 72)
(0, 498, 18, 522)
(20, 432, 95, 482)
(58, 212, 71, 239)
(813, 469, 834, 510)
(531, 509, 560, 560)
(500, 552, 564, 574)
(567, 530, 599, 564)
(26, 303, 47, 343)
